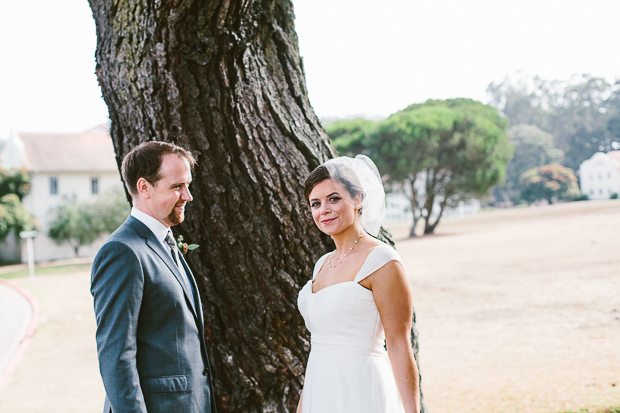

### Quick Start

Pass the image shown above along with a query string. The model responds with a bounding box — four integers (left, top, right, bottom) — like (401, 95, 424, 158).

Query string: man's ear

(136, 178, 151, 200)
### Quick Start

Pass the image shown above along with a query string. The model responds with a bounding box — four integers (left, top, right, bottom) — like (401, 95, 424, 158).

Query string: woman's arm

(296, 390, 303, 413)
(370, 261, 420, 413)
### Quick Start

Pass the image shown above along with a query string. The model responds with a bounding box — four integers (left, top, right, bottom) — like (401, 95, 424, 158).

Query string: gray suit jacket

(91, 216, 216, 413)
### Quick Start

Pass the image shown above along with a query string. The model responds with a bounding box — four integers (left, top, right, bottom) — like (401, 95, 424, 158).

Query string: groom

(91, 141, 216, 413)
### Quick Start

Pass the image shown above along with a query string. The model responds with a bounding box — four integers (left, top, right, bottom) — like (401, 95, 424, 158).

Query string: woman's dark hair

(121, 141, 196, 197)
(303, 163, 365, 211)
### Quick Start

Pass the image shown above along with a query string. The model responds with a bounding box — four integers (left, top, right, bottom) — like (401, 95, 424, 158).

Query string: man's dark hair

(121, 141, 196, 197)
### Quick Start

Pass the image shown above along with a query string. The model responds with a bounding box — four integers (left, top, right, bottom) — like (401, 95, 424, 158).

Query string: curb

(0, 279, 40, 388)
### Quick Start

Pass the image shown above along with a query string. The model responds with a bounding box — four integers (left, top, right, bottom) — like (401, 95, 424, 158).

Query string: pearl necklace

(327, 233, 364, 268)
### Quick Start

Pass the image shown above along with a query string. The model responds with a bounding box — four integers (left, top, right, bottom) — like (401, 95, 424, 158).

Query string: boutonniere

(176, 235, 199, 254)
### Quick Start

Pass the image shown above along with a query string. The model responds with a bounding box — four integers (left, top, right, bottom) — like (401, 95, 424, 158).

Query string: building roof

(606, 150, 620, 163)
(19, 132, 118, 172)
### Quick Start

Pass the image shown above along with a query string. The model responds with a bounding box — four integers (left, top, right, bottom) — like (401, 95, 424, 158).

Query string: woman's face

(308, 179, 361, 236)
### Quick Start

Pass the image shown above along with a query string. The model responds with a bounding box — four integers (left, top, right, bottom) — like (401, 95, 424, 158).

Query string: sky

(0, 0, 619, 139)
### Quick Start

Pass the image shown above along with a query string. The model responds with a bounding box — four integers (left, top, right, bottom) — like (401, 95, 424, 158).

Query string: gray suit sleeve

(91, 241, 147, 413)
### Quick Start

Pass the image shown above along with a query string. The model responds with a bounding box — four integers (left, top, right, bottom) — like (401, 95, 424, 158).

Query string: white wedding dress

(297, 244, 406, 413)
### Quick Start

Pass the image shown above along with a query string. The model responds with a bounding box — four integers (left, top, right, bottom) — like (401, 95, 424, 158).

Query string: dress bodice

(297, 244, 403, 356)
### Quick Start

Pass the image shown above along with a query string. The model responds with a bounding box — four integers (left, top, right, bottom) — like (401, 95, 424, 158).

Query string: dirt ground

(0, 269, 105, 412)
(387, 200, 620, 413)
(0, 200, 618, 412)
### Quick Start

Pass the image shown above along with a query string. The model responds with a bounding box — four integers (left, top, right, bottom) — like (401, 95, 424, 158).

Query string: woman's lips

(321, 217, 336, 225)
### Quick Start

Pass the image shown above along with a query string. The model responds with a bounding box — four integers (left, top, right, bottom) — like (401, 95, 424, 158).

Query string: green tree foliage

(519, 163, 580, 204)
(488, 73, 620, 170)
(0, 194, 38, 242)
(498, 124, 564, 204)
(0, 168, 31, 200)
(95, 191, 131, 234)
(48, 192, 129, 256)
(328, 99, 513, 236)
(0, 169, 37, 242)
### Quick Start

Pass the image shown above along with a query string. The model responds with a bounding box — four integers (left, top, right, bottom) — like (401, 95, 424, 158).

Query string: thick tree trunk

(89, 0, 426, 411)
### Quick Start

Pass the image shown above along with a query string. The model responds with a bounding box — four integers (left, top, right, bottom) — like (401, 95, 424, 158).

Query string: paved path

(0, 281, 35, 385)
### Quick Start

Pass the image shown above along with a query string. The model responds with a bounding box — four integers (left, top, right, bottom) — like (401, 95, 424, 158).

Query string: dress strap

(312, 252, 332, 280)
(354, 244, 403, 283)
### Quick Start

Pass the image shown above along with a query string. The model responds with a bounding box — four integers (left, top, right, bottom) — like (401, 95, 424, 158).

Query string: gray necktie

(164, 231, 180, 266)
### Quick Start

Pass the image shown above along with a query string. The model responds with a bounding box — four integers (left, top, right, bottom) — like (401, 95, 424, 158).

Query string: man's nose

(182, 186, 193, 202)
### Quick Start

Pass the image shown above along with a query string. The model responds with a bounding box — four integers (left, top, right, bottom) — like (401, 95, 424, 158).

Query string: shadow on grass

(0, 264, 92, 280)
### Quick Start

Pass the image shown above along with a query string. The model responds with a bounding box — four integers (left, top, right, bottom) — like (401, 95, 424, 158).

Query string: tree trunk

(408, 178, 421, 237)
(89, 1, 426, 412)
(424, 198, 448, 235)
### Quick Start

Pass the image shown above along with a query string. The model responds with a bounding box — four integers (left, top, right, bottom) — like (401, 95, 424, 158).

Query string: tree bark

(89, 0, 426, 411)
(408, 178, 422, 237)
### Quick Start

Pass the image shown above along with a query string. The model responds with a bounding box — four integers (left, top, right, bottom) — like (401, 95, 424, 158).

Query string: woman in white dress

(297, 155, 420, 413)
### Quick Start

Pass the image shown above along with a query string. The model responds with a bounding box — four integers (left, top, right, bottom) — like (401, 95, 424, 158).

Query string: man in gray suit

(91, 141, 216, 413)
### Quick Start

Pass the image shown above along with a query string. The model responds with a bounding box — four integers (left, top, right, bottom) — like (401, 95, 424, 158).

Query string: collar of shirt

(130, 207, 172, 247)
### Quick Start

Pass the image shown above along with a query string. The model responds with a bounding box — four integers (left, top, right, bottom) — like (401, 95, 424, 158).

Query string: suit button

(202, 369, 208, 376)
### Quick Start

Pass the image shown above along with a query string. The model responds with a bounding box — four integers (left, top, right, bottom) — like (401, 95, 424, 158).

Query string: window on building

(590, 190, 594, 195)
(599, 189, 603, 194)
(608, 172, 612, 179)
(599, 174, 602, 180)
(91, 177, 99, 195)
(50, 177, 58, 195)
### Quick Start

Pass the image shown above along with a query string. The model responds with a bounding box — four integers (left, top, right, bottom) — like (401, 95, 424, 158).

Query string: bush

(519, 163, 580, 204)
(48, 192, 129, 256)
(0, 194, 38, 242)
(611, 193, 618, 199)
(0, 168, 30, 200)
(575, 194, 589, 201)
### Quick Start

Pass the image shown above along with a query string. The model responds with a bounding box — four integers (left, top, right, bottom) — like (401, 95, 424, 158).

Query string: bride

(297, 155, 420, 413)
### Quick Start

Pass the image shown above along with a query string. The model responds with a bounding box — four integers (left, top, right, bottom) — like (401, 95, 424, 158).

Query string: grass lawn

(0, 264, 93, 280)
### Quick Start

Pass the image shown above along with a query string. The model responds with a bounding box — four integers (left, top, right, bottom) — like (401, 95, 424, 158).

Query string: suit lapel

(179, 254, 204, 329)
(126, 216, 199, 320)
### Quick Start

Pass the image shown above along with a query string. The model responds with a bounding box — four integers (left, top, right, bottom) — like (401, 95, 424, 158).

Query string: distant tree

(94, 191, 131, 234)
(519, 163, 580, 204)
(488, 73, 619, 170)
(48, 193, 129, 256)
(0, 194, 38, 242)
(332, 99, 513, 236)
(498, 124, 563, 204)
(327, 118, 376, 155)
(550, 75, 612, 170)
(0, 168, 31, 200)
(487, 73, 554, 131)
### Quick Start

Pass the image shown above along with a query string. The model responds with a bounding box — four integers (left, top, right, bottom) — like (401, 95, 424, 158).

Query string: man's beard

(166, 206, 184, 226)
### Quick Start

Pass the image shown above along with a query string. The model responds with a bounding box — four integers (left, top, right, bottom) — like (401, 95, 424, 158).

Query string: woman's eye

(329, 196, 341, 202)
(311, 201, 320, 208)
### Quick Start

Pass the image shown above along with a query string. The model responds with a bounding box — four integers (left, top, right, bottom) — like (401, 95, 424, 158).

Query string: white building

(0, 130, 124, 263)
(384, 189, 481, 224)
(579, 151, 620, 200)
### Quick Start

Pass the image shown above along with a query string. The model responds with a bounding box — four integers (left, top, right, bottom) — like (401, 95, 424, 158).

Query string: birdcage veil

(324, 155, 386, 236)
